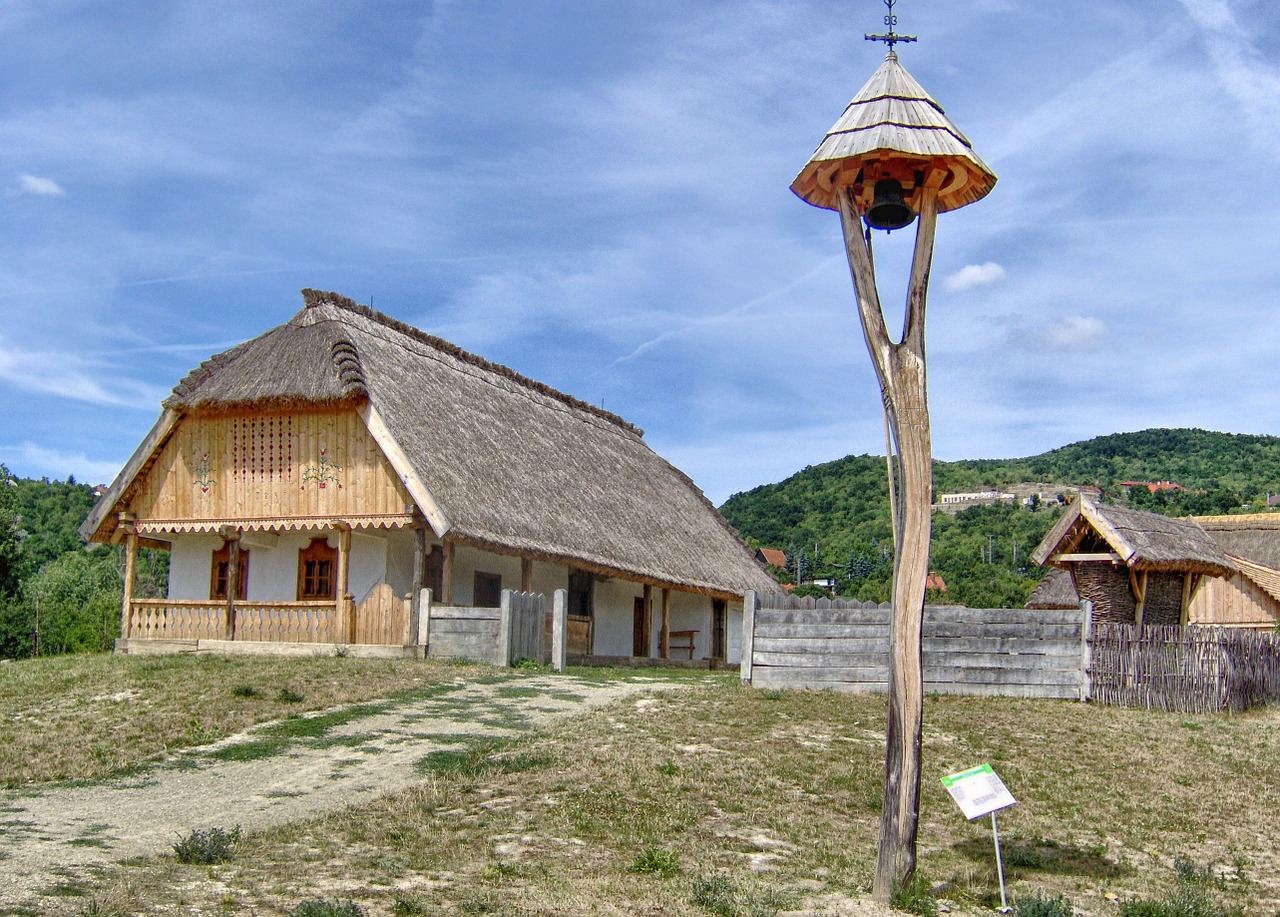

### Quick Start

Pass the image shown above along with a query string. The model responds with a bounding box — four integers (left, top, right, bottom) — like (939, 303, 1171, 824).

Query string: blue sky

(1, 0, 1277, 505)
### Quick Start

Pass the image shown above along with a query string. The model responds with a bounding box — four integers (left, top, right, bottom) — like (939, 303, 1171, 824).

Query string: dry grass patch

(0, 653, 490, 786)
(30, 682, 1280, 916)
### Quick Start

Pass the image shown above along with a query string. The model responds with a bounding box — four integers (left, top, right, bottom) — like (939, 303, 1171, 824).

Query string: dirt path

(0, 673, 677, 910)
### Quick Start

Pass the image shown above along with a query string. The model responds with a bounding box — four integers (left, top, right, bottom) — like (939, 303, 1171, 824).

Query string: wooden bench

(668, 629, 697, 660)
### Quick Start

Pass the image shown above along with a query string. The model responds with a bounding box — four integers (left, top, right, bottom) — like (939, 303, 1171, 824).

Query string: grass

(6, 670, 1280, 916)
(0, 653, 492, 786)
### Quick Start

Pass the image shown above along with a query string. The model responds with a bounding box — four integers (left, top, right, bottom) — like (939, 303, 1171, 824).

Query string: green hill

(719, 428, 1280, 608)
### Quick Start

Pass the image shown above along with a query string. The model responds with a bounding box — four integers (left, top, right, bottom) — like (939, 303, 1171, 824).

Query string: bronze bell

(864, 179, 915, 231)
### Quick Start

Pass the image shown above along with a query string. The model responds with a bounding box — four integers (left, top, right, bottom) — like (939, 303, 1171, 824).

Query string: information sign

(941, 764, 1016, 821)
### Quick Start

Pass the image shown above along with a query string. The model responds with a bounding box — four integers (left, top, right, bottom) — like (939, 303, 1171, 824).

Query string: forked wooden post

(838, 178, 940, 895)
(791, 39, 996, 898)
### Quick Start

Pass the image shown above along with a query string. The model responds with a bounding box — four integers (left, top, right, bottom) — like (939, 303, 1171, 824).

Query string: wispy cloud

(944, 262, 1006, 293)
(15, 173, 64, 196)
(4, 442, 122, 485)
(0, 337, 166, 409)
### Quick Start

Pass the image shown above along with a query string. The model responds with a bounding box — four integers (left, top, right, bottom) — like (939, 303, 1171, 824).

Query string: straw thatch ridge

(85, 290, 781, 600)
(1025, 567, 1079, 609)
(1031, 497, 1237, 578)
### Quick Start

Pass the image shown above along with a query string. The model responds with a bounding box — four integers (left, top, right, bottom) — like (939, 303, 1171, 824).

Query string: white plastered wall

(167, 530, 399, 603)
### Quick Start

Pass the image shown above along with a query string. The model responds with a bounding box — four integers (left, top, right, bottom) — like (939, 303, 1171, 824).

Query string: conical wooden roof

(791, 51, 996, 213)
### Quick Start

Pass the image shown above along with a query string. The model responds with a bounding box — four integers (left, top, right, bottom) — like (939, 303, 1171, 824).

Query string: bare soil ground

(0, 673, 675, 914)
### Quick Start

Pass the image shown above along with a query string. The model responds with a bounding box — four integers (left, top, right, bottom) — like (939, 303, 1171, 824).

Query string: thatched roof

(83, 290, 782, 600)
(790, 51, 997, 213)
(1193, 514, 1280, 568)
(1030, 497, 1237, 578)
(1025, 567, 1079, 610)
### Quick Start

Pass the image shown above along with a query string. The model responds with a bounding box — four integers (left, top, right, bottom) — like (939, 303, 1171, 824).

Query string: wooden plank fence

(423, 589, 551, 667)
(742, 592, 1280, 711)
(742, 592, 1085, 699)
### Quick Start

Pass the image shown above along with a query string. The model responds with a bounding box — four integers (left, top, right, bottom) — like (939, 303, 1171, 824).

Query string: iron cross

(865, 0, 917, 51)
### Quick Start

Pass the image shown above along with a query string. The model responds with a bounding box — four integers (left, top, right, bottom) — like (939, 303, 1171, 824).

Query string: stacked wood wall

(742, 595, 1085, 699)
(1188, 573, 1280, 628)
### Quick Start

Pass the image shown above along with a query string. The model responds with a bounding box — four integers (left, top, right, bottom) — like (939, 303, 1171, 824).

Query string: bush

(1015, 890, 1074, 917)
(172, 825, 240, 864)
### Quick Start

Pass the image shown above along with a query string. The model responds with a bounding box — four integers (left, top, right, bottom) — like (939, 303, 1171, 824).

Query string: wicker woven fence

(1088, 622, 1280, 713)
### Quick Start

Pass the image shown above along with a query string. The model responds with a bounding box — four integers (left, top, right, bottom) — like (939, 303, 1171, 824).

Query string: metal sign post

(941, 764, 1017, 911)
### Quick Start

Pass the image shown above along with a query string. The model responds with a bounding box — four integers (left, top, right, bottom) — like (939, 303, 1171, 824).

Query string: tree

(22, 548, 123, 656)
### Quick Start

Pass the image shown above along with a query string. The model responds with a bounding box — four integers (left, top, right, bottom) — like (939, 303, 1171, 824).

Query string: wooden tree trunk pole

(837, 178, 941, 900)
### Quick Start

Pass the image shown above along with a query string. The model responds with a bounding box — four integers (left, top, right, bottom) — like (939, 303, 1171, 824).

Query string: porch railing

(126, 599, 339, 643)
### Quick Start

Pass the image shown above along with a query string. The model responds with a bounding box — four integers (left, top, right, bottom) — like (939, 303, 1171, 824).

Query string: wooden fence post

(499, 590, 513, 668)
(1079, 600, 1093, 703)
(741, 591, 757, 686)
(552, 589, 567, 673)
(119, 518, 138, 643)
(418, 588, 432, 653)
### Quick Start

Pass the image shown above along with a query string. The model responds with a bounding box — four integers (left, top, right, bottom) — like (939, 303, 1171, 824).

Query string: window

(297, 537, 337, 600)
(568, 568, 594, 618)
(473, 571, 502, 608)
(210, 544, 249, 600)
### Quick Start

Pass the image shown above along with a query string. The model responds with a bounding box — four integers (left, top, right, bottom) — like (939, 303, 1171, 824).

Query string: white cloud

(16, 173, 65, 196)
(0, 337, 166, 409)
(1042, 316, 1108, 350)
(6, 441, 121, 485)
(944, 262, 1006, 293)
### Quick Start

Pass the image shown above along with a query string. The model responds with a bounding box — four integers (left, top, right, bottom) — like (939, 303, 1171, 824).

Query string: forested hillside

(720, 428, 1280, 608)
(0, 467, 164, 659)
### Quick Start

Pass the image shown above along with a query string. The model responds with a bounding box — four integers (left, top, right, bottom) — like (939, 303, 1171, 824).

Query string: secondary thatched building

(1029, 497, 1236, 626)
(82, 290, 781, 661)
(1185, 515, 1280, 629)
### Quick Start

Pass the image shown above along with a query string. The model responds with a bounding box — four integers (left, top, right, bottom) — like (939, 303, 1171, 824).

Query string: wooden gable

(124, 408, 415, 534)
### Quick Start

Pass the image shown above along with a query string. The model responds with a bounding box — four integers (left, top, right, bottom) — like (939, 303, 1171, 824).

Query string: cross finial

(865, 0, 917, 53)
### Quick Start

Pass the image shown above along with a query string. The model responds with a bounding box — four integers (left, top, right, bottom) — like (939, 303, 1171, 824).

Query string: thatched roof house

(1030, 497, 1236, 626)
(1185, 515, 1280, 629)
(83, 290, 779, 660)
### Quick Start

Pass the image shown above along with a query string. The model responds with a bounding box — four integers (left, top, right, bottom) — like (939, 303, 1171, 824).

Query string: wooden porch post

(642, 584, 653, 658)
(410, 526, 427, 644)
(119, 516, 138, 642)
(223, 526, 241, 640)
(441, 538, 455, 606)
(521, 557, 534, 593)
(1131, 569, 1148, 628)
(336, 525, 353, 643)
(1179, 572, 1193, 627)
(659, 588, 671, 659)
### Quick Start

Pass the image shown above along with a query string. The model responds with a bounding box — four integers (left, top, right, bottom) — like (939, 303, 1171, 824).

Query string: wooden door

(633, 597, 647, 657)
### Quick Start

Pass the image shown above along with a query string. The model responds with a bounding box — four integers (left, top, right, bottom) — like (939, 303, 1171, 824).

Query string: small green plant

(658, 760, 680, 776)
(1119, 859, 1244, 917)
(391, 894, 431, 916)
(1014, 890, 1074, 917)
(889, 872, 938, 917)
(1005, 844, 1046, 869)
(692, 874, 737, 917)
(171, 825, 241, 864)
(290, 900, 364, 917)
(183, 718, 221, 743)
(277, 687, 305, 703)
(231, 684, 262, 698)
(632, 847, 681, 877)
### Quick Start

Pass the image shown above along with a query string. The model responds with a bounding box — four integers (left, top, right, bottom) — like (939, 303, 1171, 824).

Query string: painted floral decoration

(301, 448, 343, 490)
(193, 453, 216, 493)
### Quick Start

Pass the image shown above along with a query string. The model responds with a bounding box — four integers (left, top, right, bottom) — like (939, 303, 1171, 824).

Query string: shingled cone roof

(790, 51, 997, 212)
(83, 290, 781, 600)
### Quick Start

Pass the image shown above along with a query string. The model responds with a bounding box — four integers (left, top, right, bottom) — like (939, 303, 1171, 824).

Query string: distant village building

(754, 547, 788, 568)
(1119, 480, 1186, 494)
(934, 483, 1099, 515)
